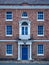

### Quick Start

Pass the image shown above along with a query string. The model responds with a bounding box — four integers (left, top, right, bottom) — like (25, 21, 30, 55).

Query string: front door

(22, 45, 28, 60)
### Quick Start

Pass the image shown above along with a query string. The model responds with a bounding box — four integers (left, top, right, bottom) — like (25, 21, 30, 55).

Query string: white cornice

(32, 40, 49, 42)
(0, 40, 49, 42)
(0, 5, 49, 9)
(0, 40, 16, 42)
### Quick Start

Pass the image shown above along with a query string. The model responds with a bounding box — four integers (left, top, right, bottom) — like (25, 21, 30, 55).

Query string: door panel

(22, 45, 28, 60)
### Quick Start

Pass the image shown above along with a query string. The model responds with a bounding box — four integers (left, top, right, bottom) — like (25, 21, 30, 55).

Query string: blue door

(22, 45, 28, 60)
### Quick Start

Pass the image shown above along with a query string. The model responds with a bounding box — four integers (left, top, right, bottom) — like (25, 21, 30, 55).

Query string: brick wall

(32, 42, 49, 60)
(0, 9, 49, 40)
(0, 42, 18, 60)
(0, 9, 49, 60)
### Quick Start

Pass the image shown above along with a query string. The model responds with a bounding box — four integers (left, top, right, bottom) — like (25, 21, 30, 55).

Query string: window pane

(22, 12, 27, 16)
(22, 27, 24, 35)
(38, 12, 43, 14)
(38, 45, 43, 54)
(21, 22, 28, 35)
(38, 26, 43, 35)
(6, 26, 12, 35)
(38, 15, 43, 19)
(7, 45, 11, 50)
(25, 27, 28, 35)
(6, 15, 12, 19)
(7, 50, 12, 54)
(22, 22, 28, 25)
(7, 12, 12, 14)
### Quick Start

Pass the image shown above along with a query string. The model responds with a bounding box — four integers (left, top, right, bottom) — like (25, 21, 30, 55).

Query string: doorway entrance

(22, 45, 28, 60)
(18, 41, 32, 60)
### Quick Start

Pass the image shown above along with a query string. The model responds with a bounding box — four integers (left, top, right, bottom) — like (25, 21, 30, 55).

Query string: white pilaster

(18, 44, 21, 60)
(29, 44, 32, 60)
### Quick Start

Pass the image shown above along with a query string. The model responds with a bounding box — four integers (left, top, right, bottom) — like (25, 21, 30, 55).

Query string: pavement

(0, 61, 49, 65)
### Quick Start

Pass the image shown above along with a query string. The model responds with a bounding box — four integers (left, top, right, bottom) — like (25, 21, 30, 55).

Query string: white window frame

(37, 44, 44, 56)
(37, 25, 44, 36)
(6, 12, 13, 21)
(19, 20, 30, 40)
(6, 45, 13, 56)
(21, 16, 28, 18)
(5, 25, 13, 36)
(37, 12, 44, 21)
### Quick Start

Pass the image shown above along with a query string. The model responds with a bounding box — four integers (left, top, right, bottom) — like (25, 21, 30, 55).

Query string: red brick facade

(0, 4, 49, 61)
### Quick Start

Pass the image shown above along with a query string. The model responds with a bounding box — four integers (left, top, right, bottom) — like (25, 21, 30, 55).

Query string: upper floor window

(21, 12, 28, 18)
(6, 12, 13, 21)
(22, 22, 28, 35)
(37, 44, 44, 56)
(38, 26, 44, 36)
(6, 45, 13, 56)
(6, 25, 12, 36)
(37, 12, 44, 21)
(19, 20, 30, 39)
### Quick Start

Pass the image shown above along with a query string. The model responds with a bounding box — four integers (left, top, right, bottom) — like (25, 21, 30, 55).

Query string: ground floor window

(6, 45, 13, 56)
(37, 44, 44, 56)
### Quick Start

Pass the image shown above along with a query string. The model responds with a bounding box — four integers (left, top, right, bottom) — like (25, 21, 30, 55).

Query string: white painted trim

(29, 44, 32, 60)
(37, 19, 44, 21)
(0, 5, 49, 9)
(0, 40, 16, 42)
(19, 20, 30, 39)
(6, 19, 13, 21)
(18, 41, 32, 60)
(6, 54, 13, 56)
(6, 35, 13, 36)
(37, 54, 44, 56)
(21, 16, 28, 18)
(0, 40, 49, 42)
(37, 35, 44, 36)
(19, 20, 31, 24)
(18, 44, 21, 60)
(32, 40, 49, 42)
(28, 46, 29, 60)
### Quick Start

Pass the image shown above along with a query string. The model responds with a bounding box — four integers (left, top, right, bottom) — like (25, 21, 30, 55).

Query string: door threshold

(19, 60, 30, 63)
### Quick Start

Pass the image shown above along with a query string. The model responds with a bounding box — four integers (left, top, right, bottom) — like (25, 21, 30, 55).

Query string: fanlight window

(22, 12, 27, 17)
(22, 22, 28, 25)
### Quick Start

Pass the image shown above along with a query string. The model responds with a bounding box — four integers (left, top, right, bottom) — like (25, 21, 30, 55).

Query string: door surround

(18, 41, 32, 60)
